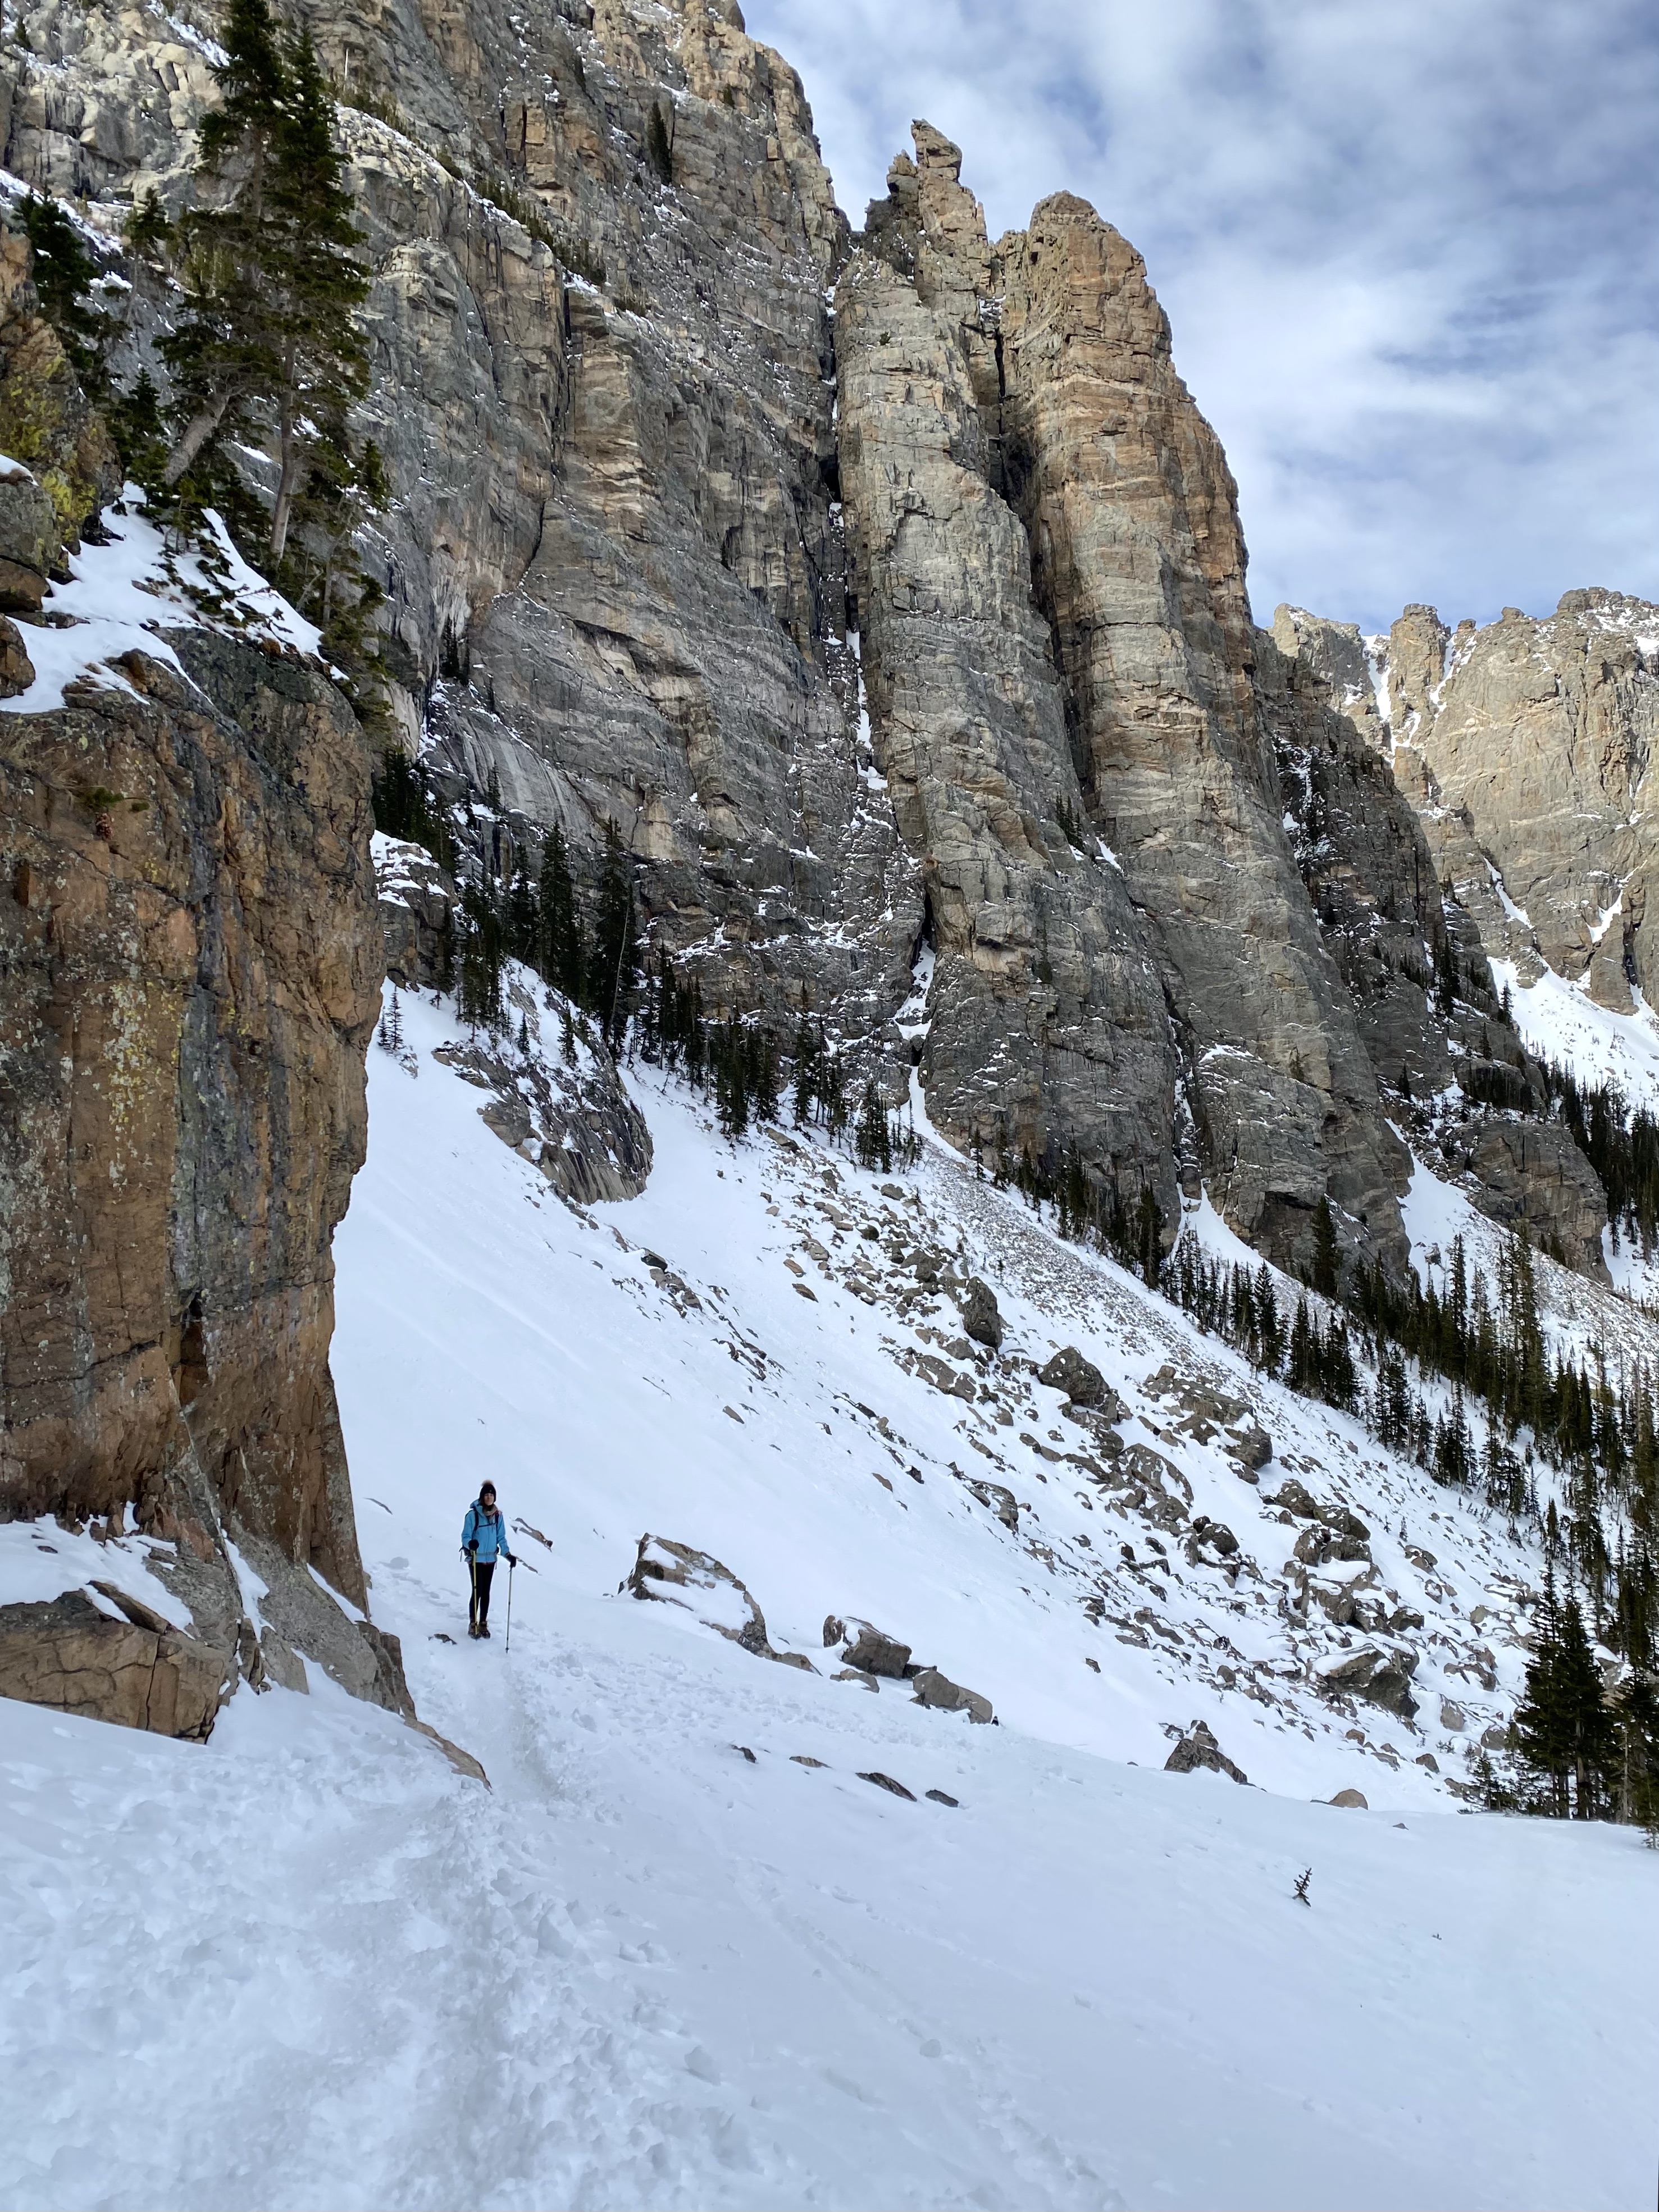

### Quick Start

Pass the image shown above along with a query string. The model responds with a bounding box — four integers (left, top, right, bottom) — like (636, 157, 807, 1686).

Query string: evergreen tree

(161, 0, 288, 485)
(261, 30, 371, 564)
(17, 192, 110, 390)
(748, 1029, 780, 1123)
(855, 1080, 889, 1172)
(713, 1019, 749, 1137)
(1514, 1570, 1615, 1818)
(122, 189, 172, 264)
(1610, 1672, 1659, 1833)
(791, 1017, 817, 1126)
(1311, 1196, 1341, 1298)
(818, 1038, 847, 1135)
(587, 821, 638, 1050)
(106, 369, 170, 498)
(504, 851, 538, 965)
(537, 824, 584, 1005)
(455, 880, 504, 1030)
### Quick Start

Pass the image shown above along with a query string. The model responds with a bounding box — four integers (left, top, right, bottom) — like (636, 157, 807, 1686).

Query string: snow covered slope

(4, 980, 1657, 2211)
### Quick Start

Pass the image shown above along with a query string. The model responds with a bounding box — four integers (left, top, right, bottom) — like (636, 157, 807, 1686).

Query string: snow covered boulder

(1164, 1720, 1248, 1783)
(835, 1617, 913, 1678)
(0, 1589, 230, 1740)
(1144, 1363, 1271, 1467)
(628, 1537, 814, 1670)
(958, 1277, 1004, 1350)
(910, 1666, 994, 1723)
(1318, 1645, 1420, 1721)
(1037, 1346, 1115, 1413)
(966, 1479, 1019, 1532)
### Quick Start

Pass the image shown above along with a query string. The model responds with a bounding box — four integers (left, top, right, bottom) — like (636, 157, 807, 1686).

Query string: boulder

(1266, 1478, 1321, 1518)
(910, 1666, 994, 1723)
(858, 1770, 917, 1800)
(959, 1276, 1004, 1350)
(1164, 1720, 1248, 1783)
(1293, 1524, 1370, 1567)
(1328, 1787, 1369, 1809)
(1230, 1421, 1274, 1471)
(0, 613, 34, 697)
(627, 1536, 815, 1670)
(1038, 1346, 1113, 1410)
(1189, 1516, 1239, 1558)
(1318, 1645, 1420, 1720)
(838, 1617, 912, 1677)
(0, 1590, 230, 1740)
(966, 1478, 1018, 1531)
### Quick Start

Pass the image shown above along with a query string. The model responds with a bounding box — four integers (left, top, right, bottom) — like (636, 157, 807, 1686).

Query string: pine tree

(818, 1038, 847, 1135)
(17, 192, 110, 390)
(855, 1080, 887, 1171)
(714, 1020, 749, 1138)
(791, 1018, 817, 1126)
(504, 852, 538, 965)
(1610, 1672, 1659, 1833)
(1514, 1569, 1615, 1818)
(262, 30, 371, 564)
(587, 821, 637, 1051)
(161, 2, 373, 602)
(161, 0, 288, 486)
(122, 189, 172, 263)
(537, 824, 584, 1005)
(106, 368, 170, 498)
(748, 1029, 780, 1123)
(1311, 1196, 1341, 1298)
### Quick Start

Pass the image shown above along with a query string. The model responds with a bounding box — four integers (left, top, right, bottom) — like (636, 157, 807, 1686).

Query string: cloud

(746, 0, 1659, 632)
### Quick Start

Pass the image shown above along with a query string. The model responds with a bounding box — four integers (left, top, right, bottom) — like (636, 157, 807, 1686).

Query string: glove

(466, 1541, 477, 1556)
(507, 1553, 518, 1566)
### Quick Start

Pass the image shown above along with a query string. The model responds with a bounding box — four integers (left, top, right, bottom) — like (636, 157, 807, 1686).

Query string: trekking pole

(505, 1558, 515, 1654)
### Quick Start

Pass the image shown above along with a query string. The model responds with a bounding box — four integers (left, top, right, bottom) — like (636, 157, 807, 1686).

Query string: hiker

(461, 1481, 517, 1639)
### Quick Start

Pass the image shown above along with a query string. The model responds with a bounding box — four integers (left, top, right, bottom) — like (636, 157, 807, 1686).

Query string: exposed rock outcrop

(841, 127, 1413, 1275)
(0, 1588, 229, 1739)
(1381, 592, 1659, 1010)
(1164, 1719, 1247, 1782)
(1, 635, 381, 1598)
(628, 1534, 814, 1668)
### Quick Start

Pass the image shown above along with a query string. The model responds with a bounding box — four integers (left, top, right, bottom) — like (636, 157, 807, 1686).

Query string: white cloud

(747, 0, 1659, 632)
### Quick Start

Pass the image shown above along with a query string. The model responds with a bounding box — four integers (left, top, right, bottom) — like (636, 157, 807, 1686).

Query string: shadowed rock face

(0, 635, 382, 1609)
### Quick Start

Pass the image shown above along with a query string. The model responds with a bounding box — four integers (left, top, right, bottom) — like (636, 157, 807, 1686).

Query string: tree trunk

(268, 388, 299, 568)
(162, 391, 233, 486)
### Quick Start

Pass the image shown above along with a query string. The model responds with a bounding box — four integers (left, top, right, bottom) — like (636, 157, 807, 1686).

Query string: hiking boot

(480, 1624, 492, 1639)
(467, 1622, 480, 1639)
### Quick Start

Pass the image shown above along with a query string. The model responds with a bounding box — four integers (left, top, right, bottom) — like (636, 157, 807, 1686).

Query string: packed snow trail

(3, 986, 1657, 2211)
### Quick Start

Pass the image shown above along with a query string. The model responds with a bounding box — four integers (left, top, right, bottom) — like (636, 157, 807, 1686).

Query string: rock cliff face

(1377, 595, 1659, 1012)
(6, 0, 1656, 1524)
(0, 605, 418, 1722)
(841, 131, 1411, 1267)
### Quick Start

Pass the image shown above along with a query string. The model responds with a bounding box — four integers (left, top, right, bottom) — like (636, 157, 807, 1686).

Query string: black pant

(469, 1558, 495, 1631)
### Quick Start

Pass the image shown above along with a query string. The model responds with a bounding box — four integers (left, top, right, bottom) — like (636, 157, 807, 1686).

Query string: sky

(744, 0, 1659, 636)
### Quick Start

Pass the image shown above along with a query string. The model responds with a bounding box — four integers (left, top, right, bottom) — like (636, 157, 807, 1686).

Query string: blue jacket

(462, 1501, 514, 1565)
